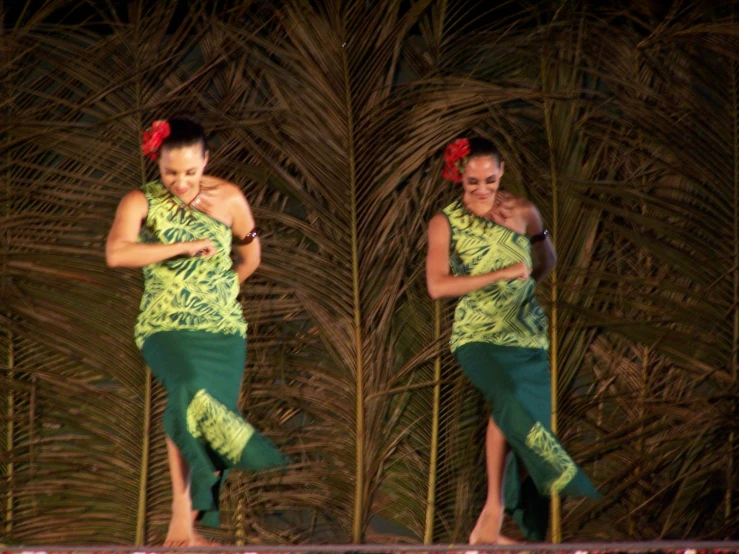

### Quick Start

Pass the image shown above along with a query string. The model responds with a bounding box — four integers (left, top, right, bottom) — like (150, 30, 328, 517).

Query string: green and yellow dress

(135, 180, 287, 528)
(443, 199, 599, 540)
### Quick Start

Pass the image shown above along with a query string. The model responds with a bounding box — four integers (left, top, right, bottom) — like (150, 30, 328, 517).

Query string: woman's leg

(469, 416, 517, 545)
(190, 474, 222, 546)
(164, 436, 194, 546)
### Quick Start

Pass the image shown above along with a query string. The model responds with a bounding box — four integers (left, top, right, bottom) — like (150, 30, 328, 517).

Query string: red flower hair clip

(442, 138, 471, 182)
(141, 120, 171, 161)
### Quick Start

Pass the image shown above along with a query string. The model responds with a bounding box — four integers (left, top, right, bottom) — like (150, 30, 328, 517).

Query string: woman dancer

(106, 114, 286, 546)
(425, 137, 599, 543)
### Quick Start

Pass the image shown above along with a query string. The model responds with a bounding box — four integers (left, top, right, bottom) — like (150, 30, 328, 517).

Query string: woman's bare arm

(425, 214, 529, 299)
(526, 203, 557, 282)
(228, 185, 261, 283)
(106, 190, 214, 268)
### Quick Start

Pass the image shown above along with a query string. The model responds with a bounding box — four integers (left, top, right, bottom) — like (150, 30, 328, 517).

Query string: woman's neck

(462, 192, 497, 218)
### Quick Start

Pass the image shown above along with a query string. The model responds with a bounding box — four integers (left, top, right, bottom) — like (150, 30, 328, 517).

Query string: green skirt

(141, 330, 287, 528)
(454, 342, 600, 540)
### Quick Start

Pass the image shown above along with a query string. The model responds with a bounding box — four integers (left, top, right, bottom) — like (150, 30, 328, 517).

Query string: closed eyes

(165, 170, 198, 176)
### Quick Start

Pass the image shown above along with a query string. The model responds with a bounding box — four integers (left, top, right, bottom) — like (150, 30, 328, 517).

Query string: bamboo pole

(728, 48, 738, 522)
(135, 368, 152, 545)
(424, 300, 443, 544)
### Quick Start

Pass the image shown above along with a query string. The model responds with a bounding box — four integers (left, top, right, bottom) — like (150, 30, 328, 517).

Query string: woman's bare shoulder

(202, 175, 246, 200)
(118, 188, 148, 209)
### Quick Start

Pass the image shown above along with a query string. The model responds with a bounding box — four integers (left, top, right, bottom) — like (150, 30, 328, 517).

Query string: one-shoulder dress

(443, 199, 599, 540)
(135, 180, 286, 528)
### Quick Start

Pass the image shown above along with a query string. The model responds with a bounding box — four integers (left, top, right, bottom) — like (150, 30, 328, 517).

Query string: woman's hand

(183, 238, 216, 258)
(502, 261, 531, 281)
(493, 190, 516, 220)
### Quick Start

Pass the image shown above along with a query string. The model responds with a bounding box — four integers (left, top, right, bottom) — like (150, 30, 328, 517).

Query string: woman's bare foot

(163, 532, 190, 547)
(164, 531, 192, 546)
(164, 516, 192, 546)
(165, 503, 194, 546)
(468, 505, 503, 545)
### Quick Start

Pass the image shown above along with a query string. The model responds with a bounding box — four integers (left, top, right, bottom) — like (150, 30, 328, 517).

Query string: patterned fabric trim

(525, 421, 577, 494)
(186, 389, 255, 464)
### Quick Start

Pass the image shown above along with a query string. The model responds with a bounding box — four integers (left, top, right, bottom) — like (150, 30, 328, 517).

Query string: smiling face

(461, 155, 504, 203)
(158, 144, 209, 203)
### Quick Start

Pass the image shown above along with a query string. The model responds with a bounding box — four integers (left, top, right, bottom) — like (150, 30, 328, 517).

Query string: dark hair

(161, 112, 207, 155)
(467, 137, 501, 164)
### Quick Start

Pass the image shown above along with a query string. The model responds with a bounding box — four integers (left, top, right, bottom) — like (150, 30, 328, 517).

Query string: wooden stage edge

(2, 541, 739, 554)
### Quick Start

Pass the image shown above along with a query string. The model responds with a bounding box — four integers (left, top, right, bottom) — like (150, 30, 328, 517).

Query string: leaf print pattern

(186, 389, 256, 464)
(524, 421, 577, 494)
(134, 181, 246, 348)
(443, 200, 549, 351)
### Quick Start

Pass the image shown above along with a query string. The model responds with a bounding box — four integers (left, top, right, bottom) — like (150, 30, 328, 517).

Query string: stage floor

(3, 541, 739, 554)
